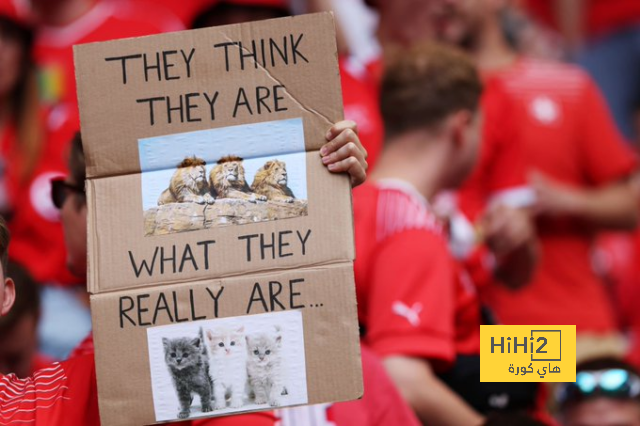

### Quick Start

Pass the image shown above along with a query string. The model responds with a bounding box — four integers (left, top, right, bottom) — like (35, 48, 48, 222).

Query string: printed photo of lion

(251, 160, 296, 203)
(209, 155, 267, 203)
(157, 156, 215, 206)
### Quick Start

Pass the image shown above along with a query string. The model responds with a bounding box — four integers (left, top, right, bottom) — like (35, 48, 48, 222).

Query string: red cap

(0, 0, 31, 28)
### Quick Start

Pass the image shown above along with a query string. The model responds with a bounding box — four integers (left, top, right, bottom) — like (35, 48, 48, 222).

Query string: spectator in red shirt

(370, 0, 538, 293)
(522, 0, 640, 144)
(0, 117, 369, 424)
(191, 0, 385, 170)
(24, 0, 188, 360)
(423, 0, 638, 349)
(354, 41, 485, 425)
(0, 0, 91, 362)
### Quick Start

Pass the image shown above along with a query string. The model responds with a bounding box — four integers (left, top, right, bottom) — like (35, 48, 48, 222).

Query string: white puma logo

(392, 301, 423, 327)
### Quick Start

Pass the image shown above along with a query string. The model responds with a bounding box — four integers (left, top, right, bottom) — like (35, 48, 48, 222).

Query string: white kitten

(204, 326, 247, 409)
(246, 326, 285, 406)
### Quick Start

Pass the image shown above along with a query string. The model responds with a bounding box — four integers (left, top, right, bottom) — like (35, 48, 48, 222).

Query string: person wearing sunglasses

(557, 358, 640, 426)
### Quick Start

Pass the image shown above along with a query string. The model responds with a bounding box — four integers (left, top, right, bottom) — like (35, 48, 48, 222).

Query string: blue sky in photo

(138, 118, 307, 210)
(139, 118, 304, 172)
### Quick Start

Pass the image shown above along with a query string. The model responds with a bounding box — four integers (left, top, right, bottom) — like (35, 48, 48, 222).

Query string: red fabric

(34, 0, 184, 119)
(599, 229, 640, 368)
(481, 58, 637, 333)
(523, 0, 640, 38)
(353, 181, 456, 369)
(453, 266, 482, 356)
(29, 354, 54, 376)
(0, 338, 276, 426)
(0, 0, 29, 27)
(1, 109, 80, 286)
(457, 79, 529, 221)
(327, 345, 420, 426)
(340, 57, 384, 170)
(125, 0, 207, 28)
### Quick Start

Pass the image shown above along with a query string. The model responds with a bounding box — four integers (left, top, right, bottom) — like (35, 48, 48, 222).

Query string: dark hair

(380, 42, 483, 140)
(68, 132, 86, 209)
(191, 3, 288, 29)
(0, 215, 9, 274)
(0, 262, 39, 334)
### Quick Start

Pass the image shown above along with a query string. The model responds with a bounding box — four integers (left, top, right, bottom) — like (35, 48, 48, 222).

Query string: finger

(320, 127, 366, 160)
(328, 157, 366, 187)
(322, 141, 366, 171)
(326, 120, 358, 141)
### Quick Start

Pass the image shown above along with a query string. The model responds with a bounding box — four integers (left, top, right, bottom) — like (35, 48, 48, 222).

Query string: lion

(157, 156, 215, 205)
(250, 160, 296, 203)
(209, 155, 267, 203)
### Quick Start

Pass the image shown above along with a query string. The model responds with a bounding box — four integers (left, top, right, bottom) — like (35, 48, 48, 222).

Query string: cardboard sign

(74, 13, 362, 426)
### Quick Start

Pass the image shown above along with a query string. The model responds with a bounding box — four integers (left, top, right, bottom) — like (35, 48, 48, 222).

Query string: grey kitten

(246, 326, 286, 406)
(163, 334, 213, 419)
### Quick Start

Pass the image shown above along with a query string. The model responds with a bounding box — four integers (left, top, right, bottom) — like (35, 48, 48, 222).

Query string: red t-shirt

(524, 0, 640, 38)
(353, 180, 456, 369)
(127, 0, 211, 28)
(0, 353, 276, 426)
(0, 109, 80, 286)
(482, 58, 637, 333)
(340, 57, 384, 170)
(454, 267, 482, 356)
(457, 78, 532, 222)
(34, 0, 184, 123)
(277, 344, 420, 426)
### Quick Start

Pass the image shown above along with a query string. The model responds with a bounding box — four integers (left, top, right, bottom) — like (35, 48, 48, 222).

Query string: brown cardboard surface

(75, 13, 362, 426)
(86, 151, 353, 293)
(75, 12, 342, 179)
(91, 263, 362, 426)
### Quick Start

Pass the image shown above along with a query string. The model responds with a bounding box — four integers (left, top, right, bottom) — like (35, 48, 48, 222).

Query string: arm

(531, 171, 638, 230)
(383, 356, 484, 426)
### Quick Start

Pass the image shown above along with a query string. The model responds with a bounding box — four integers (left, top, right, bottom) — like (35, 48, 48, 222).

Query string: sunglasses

(557, 369, 640, 406)
(51, 178, 85, 209)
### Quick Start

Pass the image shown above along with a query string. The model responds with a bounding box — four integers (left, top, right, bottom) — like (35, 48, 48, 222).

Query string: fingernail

(326, 131, 332, 140)
(320, 146, 328, 156)
(328, 163, 337, 170)
(322, 156, 331, 164)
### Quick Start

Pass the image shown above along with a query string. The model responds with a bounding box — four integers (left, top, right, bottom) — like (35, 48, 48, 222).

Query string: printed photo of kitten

(148, 310, 307, 422)
(203, 326, 248, 409)
(246, 325, 287, 406)
(162, 334, 212, 419)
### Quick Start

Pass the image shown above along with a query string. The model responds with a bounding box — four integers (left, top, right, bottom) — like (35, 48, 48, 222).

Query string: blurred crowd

(1, 0, 640, 425)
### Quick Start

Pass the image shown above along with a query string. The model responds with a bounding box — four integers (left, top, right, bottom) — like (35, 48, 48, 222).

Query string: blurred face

(429, 0, 486, 46)
(564, 398, 640, 426)
(0, 313, 38, 378)
(59, 177, 87, 277)
(377, 0, 497, 47)
(0, 20, 25, 99)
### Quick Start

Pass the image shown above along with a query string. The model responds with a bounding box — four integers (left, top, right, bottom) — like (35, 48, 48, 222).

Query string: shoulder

(498, 58, 591, 98)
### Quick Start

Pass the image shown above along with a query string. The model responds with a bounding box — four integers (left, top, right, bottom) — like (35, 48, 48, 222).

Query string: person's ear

(1, 278, 16, 316)
(450, 110, 473, 148)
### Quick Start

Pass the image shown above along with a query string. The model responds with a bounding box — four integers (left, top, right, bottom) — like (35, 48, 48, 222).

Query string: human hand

(321, 120, 368, 187)
(481, 203, 535, 258)
(529, 170, 584, 216)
